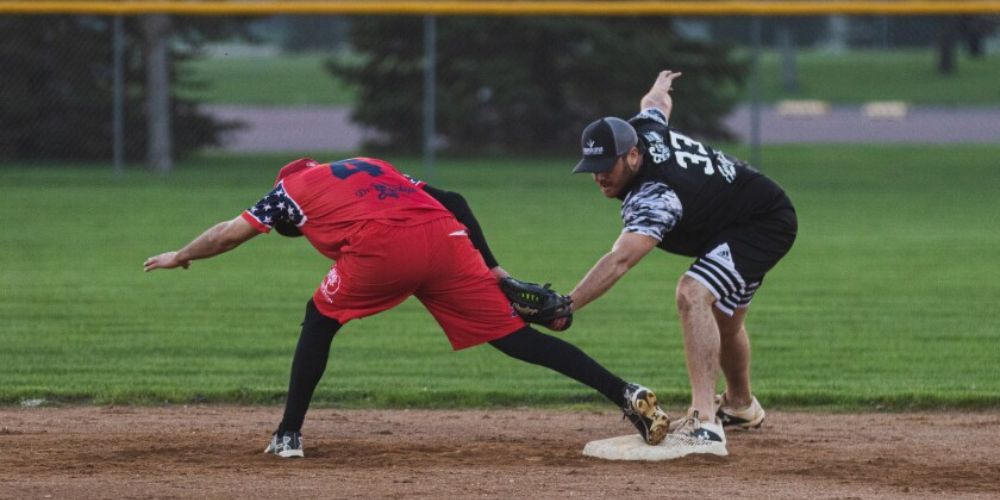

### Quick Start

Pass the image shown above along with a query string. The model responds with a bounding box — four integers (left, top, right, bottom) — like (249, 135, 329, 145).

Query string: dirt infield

(3, 406, 999, 499)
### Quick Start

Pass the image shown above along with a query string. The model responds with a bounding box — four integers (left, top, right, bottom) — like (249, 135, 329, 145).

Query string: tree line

(0, 15, 991, 167)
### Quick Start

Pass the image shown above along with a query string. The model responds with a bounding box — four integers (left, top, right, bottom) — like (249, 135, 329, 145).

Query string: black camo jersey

(620, 108, 791, 257)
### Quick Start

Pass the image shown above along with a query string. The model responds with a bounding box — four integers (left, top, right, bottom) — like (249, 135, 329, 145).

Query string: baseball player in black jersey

(567, 71, 797, 456)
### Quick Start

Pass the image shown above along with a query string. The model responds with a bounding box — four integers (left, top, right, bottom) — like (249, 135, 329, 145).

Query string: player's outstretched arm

(640, 70, 682, 120)
(568, 232, 658, 313)
(144, 216, 260, 272)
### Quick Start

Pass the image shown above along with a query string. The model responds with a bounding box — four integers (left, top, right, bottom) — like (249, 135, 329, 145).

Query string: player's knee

(675, 276, 714, 313)
(715, 307, 749, 339)
(489, 326, 543, 361)
(718, 324, 746, 340)
(302, 299, 342, 335)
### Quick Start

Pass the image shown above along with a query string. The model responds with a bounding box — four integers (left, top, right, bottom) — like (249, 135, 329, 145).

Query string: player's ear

(626, 146, 642, 170)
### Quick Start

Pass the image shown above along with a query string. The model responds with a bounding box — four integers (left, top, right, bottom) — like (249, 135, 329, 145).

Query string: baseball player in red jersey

(145, 156, 669, 458)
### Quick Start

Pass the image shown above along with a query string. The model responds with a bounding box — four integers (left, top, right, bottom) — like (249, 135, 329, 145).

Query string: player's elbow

(613, 242, 653, 273)
(438, 190, 470, 214)
(214, 221, 249, 250)
(606, 250, 638, 276)
(217, 236, 243, 251)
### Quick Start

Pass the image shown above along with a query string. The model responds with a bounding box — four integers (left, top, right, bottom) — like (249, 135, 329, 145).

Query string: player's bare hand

(647, 70, 682, 99)
(143, 251, 191, 272)
(653, 70, 682, 91)
(489, 265, 511, 281)
(547, 316, 571, 332)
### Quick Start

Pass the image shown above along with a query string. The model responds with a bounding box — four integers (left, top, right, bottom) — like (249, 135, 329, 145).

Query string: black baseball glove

(499, 277, 573, 332)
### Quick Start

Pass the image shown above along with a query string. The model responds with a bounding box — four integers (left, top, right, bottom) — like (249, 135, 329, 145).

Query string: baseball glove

(500, 277, 573, 331)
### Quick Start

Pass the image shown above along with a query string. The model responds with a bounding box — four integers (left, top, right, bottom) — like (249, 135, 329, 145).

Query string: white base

(582, 434, 728, 461)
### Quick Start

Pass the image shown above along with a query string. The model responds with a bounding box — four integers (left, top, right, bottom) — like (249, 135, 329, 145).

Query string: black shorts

(685, 206, 797, 316)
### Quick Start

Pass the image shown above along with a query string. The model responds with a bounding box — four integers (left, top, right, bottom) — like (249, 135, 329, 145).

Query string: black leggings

(277, 300, 341, 435)
(488, 326, 627, 407)
(278, 301, 627, 433)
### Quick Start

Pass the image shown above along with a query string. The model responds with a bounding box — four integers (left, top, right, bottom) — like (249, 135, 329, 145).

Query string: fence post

(422, 15, 436, 181)
(112, 15, 125, 175)
(143, 14, 173, 173)
(749, 15, 762, 167)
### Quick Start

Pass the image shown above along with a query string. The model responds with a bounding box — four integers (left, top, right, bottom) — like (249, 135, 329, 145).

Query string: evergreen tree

(331, 17, 748, 152)
(0, 16, 246, 163)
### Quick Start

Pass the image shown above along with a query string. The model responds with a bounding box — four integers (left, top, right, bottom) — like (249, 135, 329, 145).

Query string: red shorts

(311, 216, 525, 350)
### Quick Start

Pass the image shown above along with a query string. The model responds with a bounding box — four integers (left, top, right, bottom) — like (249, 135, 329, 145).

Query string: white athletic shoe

(664, 410, 728, 457)
(715, 393, 766, 430)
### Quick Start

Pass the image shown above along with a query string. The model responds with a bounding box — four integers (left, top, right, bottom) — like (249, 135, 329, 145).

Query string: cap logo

(583, 139, 604, 156)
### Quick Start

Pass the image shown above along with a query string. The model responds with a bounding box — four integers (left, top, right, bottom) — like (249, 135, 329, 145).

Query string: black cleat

(622, 383, 670, 445)
(264, 430, 304, 458)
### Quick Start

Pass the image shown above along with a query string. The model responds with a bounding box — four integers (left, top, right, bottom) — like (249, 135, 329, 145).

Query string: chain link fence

(1, 13, 997, 167)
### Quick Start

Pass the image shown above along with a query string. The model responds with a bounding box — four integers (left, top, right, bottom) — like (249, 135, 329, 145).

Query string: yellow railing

(1, 1, 999, 16)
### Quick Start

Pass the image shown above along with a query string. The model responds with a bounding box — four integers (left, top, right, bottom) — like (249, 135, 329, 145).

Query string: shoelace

(620, 399, 650, 433)
(674, 416, 701, 433)
(621, 406, 643, 423)
(621, 388, 641, 418)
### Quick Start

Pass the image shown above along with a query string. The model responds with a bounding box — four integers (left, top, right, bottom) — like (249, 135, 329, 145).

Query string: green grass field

(177, 49, 1000, 106)
(756, 49, 1000, 105)
(2, 145, 999, 410)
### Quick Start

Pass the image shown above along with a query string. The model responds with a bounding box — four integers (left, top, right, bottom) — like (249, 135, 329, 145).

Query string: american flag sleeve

(241, 182, 306, 233)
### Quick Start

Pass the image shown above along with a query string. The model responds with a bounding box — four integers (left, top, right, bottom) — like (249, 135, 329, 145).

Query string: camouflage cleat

(715, 393, 766, 430)
(264, 430, 304, 458)
(622, 383, 670, 445)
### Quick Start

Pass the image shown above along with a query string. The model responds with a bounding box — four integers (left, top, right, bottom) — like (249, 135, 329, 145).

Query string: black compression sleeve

(278, 299, 341, 434)
(489, 326, 627, 407)
(422, 184, 499, 269)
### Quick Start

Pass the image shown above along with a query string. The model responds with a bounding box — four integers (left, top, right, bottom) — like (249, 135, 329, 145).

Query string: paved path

(207, 105, 372, 153)
(724, 105, 1000, 144)
(207, 104, 1000, 152)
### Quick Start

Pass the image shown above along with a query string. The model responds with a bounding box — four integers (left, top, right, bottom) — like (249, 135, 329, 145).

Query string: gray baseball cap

(572, 117, 638, 174)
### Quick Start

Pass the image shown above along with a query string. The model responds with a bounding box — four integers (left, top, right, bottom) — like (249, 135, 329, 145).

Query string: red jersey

(241, 157, 452, 260)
